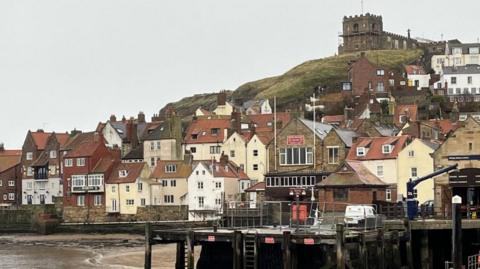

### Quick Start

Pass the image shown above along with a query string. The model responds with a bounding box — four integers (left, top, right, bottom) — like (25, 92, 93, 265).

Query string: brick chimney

(137, 112, 145, 123)
(220, 153, 229, 166)
(217, 91, 227, 106)
(110, 114, 117, 122)
(231, 111, 242, 133)
(249, 121, 256, 135)
(121, 116, 126, 122)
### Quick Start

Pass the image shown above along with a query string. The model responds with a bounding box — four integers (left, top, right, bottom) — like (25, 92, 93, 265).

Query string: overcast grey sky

(1, 0, 479, 148)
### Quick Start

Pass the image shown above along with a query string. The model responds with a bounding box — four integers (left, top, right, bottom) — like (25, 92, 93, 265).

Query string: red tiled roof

(394, 104, 418, 126)
(428, 119, 460, 135)
(184, 118, 231, 144)
(65, 133, 104, 158)
(55, 133, 71, 146)
(405, 65, 426, 75)
(0, 149, 21, 156)
(245, 182, 265, 192)
(93, 156, 117, 173)
(0, 155, 21, 173)
(347, 135, 410, 161)
(318, 160, 388, 187)
(31, 132, 51, 150)
(246, 112, 291, 133)
(322, 115, 345, 124)
(107, 162, 146, 184)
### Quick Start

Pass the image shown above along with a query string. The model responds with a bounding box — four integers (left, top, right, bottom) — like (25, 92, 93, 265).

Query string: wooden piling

(175, 241, 185, 269)
(233, 231, 242, 269)
(392, 231, 401, 269)
(420, 230, 430, 269)
(359, 233, 367, 269)
(336, 224, 345, 269)
(377, 228, 385, 269)
(282, 231, 291, 269)
(404, 220, 414, 269)
(144, 222, 152, 269)
(186, 230, 194, 269)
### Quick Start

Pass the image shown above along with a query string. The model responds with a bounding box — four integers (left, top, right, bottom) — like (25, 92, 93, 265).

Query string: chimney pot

(110, 114, 117, 122)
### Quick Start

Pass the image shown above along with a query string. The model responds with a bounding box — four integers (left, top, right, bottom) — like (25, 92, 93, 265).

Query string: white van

(344, 205, 376, 226)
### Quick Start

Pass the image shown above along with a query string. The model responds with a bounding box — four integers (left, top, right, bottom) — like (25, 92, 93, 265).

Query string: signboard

(207, 236, 215, 242)
(264, 237, 275, 244)
(287, 135, 305, 145)
(448, 155, 480, 161)
(303, 238, 315, 245)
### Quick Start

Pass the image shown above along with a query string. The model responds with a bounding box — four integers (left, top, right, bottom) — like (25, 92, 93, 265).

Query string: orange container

(291, 204, 308, 221)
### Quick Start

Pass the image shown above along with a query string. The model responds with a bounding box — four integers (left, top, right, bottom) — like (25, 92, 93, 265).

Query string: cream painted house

(397, 139, 438, 203)
(246, 134, 270, 182)
(149, 160, 192, 206)
(183, 118, 231, 161)
(347, 135, 410, 202)
(221, 132, 247, 171)
(143, 115, 183, 169)
(213, 102, 234, 116)
(105, 162, 152, 215)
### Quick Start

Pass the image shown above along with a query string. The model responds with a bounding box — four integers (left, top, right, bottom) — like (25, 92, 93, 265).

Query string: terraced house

(62, 132, 118, 222)
(0, 144, 22, 207)
(21, 130, 70, 205)
(149, 159, 192, 206)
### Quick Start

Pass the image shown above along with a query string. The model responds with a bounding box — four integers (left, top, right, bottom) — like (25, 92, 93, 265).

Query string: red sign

(287, 135, 305, 145)
(207, 236, 215, 242)
(303, 238, 315, 245)
(265, 237, 275, 244)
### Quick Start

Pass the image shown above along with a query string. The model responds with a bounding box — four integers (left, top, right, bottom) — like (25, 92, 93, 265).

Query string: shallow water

(0, 245, 102, 269)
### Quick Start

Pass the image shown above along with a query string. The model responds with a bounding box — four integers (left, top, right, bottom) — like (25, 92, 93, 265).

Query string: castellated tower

(339, 13, 417, 54)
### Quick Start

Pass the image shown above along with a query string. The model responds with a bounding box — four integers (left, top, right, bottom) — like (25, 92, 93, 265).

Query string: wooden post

(336, 224, 345, 269)
(282, 231, 291, 269)
(144, 222, 152, 269)
(392, 231, 401, 269)
(377, 228, 385, 269)
(359, 233, 367, 269)
(452, 200, 462, 269)
(404, 220, 414, 269)
(175, 241, 186, 269)
(420, 230, 430, 269)
(233, 231, 242, 269)
(186, 230, 194, 269)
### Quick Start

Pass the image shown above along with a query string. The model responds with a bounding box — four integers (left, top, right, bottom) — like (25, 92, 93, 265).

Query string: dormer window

(382, 145, 393, 154)
(165, 164, 177, 173)
(211, 128, 220, 135)
(119, 170, 128, 178)
(192, 134, 198, 140)
(356, 147, 366, 157)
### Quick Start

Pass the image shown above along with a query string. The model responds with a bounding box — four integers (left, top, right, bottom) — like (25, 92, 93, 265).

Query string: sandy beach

(0, 233, 200, 269)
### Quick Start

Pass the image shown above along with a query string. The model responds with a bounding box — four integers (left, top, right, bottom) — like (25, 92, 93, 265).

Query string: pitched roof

(443, 64, 480, 75)
(150, 160, 193, 179)
(196, 160, 249, 179)
(184, 118, 231, 144)
(64, 133, 104, 158)
(92, 156, 117, 173)
(31, 132, 51, 150)
(300, 119, 333, 140)
(428, 119, 459, 135)
(0, 155, 21, 173)
(318, 160, 388, 187)
(405, 65, 426, 75)
(107, 162, 146, 184)
(394, 104, 418, 127)
(334, 128, 360, 147)
(143, 121, 173, 141)
(245, 182, 265, 192)
(322, 115, 345, 124)
(123, 146, 144, 160)
(347, 135, 410, 161)
(246, 112, 291, 133)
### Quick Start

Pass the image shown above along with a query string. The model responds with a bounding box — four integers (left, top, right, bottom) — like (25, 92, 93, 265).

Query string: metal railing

(222, 201, 386, 232)
(468, 252, 480, 269)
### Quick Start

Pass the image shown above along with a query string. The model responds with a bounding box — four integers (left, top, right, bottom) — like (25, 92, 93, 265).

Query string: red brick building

(0, 145, 22, 207)
(62, 132, 119, 222)
(348, 54, 406, 97)
(317, 160, 394, 211)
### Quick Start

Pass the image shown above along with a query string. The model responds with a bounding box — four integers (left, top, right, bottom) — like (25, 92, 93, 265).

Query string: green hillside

(163, 49, 424, 116)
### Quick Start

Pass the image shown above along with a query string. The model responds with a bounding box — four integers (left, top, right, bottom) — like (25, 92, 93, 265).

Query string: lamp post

(290, 188, 306, 233)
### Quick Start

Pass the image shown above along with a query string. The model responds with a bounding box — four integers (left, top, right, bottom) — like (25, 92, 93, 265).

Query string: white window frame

(382, 144, 392, 154)
(77, 195, 85, 206)
(49, 150, 57, 159)
(356, 147, 366, 157)
(408, 150, 415, 157)
(65, 159, 73, 167)
(377, 165, 384, 177)
(386, 189, 392, 201)
(8, 180, 14, 187)
(26, 152, 33, 160)
(76, 158, 86, 167)
(165, 164, 177, 173)
(327, 146, 340, 164)
(94, 195, 102, 206)
(8, 193, 14, 201)
(411, 167, 418, 178)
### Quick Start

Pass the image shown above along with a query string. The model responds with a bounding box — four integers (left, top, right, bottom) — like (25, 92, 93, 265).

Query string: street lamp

(290, 188, 306, 233)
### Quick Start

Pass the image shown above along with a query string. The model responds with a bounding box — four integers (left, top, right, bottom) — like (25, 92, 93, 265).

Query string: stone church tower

(339, 13, 418, 54)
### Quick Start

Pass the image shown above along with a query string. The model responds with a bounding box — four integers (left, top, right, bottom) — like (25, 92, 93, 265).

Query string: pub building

(265, 118, 359, 201)
(433, 116, 480, 218)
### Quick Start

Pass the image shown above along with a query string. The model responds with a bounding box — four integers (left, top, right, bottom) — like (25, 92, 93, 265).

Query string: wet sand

(0, 233, 199, 269)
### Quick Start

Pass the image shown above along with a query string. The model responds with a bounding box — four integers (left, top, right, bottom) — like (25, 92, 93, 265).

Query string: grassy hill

(162, 49, 424, 117)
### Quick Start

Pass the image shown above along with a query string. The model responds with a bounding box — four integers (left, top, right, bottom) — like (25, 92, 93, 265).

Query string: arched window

(353, 23, 359, 33)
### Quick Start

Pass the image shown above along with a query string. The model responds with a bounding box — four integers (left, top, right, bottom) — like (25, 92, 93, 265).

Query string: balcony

(71, 184, 104, 193)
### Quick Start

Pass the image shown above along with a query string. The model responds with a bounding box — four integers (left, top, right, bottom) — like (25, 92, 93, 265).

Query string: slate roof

(334, 128, 360, 147)
(300, 119, 333, 140)
(107, 162, 146, 184)
(195, 160, 249, 180)
(318, 160, 388, 187)
(143, 121, 173, 141)
(443, 65, 480, 75)
(123, 146, 144, 160)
